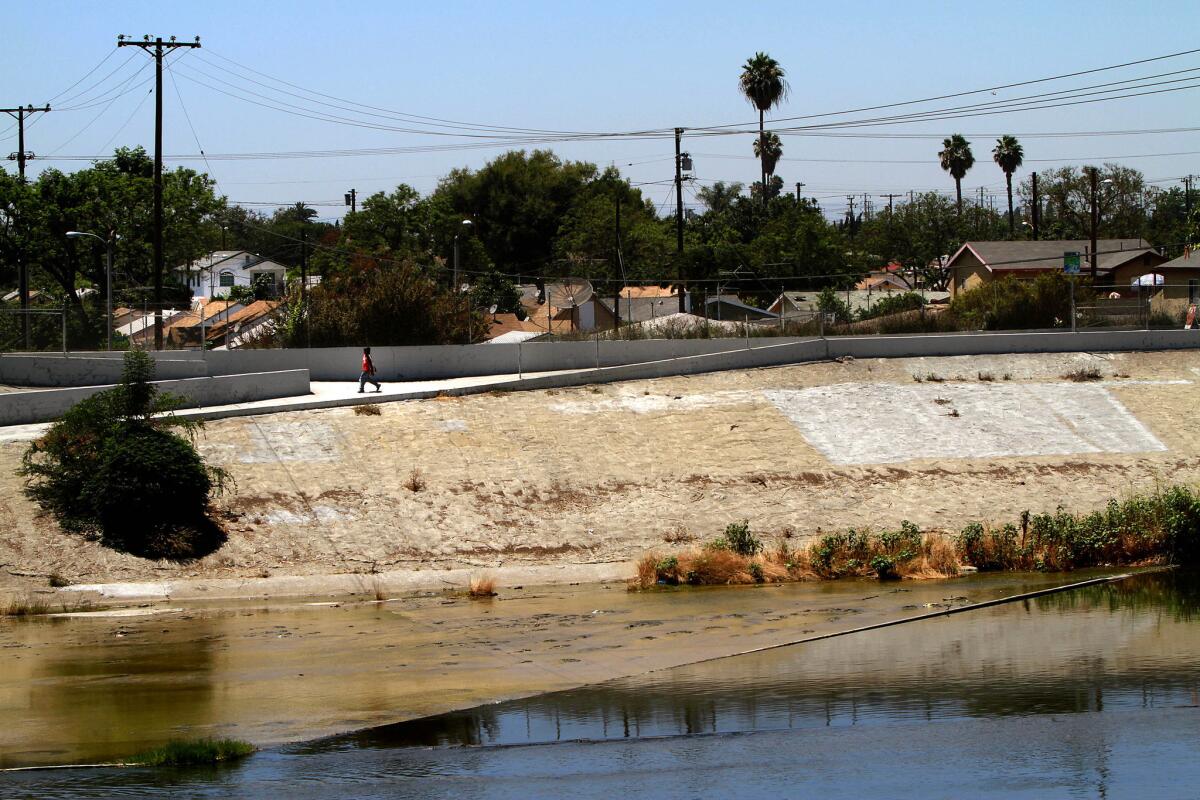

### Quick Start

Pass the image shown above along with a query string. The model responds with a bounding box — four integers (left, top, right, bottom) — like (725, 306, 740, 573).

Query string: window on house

(219, 271, 235, 288)
(259, 272, 276, 287)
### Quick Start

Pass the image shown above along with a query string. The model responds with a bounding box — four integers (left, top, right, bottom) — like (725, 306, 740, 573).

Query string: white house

(174, 251, 289, 300)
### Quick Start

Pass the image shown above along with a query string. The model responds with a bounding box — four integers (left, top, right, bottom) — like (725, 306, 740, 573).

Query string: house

(600, 286, 691, 325)
(702, 294, 778, 322)
(944, 240, 1167, 297)
(206, 300, 283, 349)
(164, 299, 246, 348)
(855, 262, 915, 292)
(119, 309, 185, 345)
(768, 289, 948, 318)
(1136, 250, 1200, 316)
(174, 251, 290, 300)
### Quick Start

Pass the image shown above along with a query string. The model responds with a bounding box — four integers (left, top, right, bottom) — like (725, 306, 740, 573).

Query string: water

(9, 570, 1200, 799)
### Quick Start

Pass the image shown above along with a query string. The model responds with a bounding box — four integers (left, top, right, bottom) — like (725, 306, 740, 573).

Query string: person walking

(358, 347, 382, 393)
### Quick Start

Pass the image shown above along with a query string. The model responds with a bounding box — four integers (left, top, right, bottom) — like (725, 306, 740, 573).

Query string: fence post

(62, 306, 67, 356)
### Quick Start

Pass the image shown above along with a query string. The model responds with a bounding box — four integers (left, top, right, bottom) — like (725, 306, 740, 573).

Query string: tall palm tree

(289, 202, 318, 223)
(992, 135, 1024, 235)
(739, 53, 789, 206)
(753, 131, 783, 182)
(938, 134, 975, 215)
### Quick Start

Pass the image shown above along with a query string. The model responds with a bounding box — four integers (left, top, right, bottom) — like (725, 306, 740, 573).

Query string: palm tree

(753, 131, 783, 184)
(288, 202, 318, 223)
(739, 53, 789, 206)
(938, 134, 975, 215)
(992, 135, 1024, 235)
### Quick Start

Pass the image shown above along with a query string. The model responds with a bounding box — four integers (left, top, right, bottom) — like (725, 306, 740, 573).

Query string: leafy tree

(939, 134, 975, 215)
(817, 286, 852, 324)
(468, 267, 521, 314)
(1017, 164, 1148, 241)
(992, 135, 1024, 235)
(19, 351, 229, 559)
(739, 53, 789, 205)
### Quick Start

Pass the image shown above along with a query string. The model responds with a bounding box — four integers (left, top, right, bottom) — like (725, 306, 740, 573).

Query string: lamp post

(66, 230, 118, 350)
(452, 219, 473, 290)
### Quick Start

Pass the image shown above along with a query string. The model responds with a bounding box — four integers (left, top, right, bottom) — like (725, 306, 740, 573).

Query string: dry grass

(404, 468, 427, 493)
(1062, 366, 1103, 382)
(469, 574, 497, 598)
(977, 371, 995, 382)
(661, 523, 695, 544)
(631, 521, 960, 590)
(353, 404, 382, 416)
(2, 594, 52, 617)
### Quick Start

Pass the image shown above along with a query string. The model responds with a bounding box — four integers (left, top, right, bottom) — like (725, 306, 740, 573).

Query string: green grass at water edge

(128, 738, 255, 767)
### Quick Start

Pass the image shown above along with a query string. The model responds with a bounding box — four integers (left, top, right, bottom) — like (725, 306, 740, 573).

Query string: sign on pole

(1063, 251, 1081, 275)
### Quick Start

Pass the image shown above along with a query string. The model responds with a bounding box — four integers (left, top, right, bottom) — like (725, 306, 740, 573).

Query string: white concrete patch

(238, 420, 341, 463)
(437, 419, 468, 432)
(62, 582, 172, 598)
(763, 383, 1167, 465)
(551, 389, 754, 415)
(265, 505, 357, 525)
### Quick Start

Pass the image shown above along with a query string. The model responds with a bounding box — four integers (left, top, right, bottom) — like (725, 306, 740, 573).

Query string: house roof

(204, 300, 281, 338)
(176, 250, 289, 274)
(618, 285, 679, 300)
(485, 311, 572, 340)
(946, 240, 1161, 274)
(702, 295, 778, 319)
(1153, 250, 1200, 271)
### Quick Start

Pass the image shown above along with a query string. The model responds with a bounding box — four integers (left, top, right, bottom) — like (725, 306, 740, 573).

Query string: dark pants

(359, 371, 381, 391)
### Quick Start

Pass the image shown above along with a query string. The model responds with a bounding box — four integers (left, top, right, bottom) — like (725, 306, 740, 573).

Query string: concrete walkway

(0, 368, 591, 442)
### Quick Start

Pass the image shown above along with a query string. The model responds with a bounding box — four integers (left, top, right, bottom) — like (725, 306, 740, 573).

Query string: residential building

(174, 251, 290, 300)
(945, 240, 1167, 297)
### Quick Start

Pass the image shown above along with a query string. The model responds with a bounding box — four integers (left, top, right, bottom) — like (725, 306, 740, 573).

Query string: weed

(1062, 366, 1103, 382)
(662, 524, 695, 544)
(353, 404, 382, 416)
(947, 409, 960, 417)
(748, 561, 765, 583)
(932, 397, 951, 405)
(47, 572, 70, 588)
(977, 371, 995, 382)
(719, 520, 762, 556)
(404, 469, 427, 493)
(128, 738, 255, 767)
(469, 574, 497, 598)
(1002, 373, 1012, 381)
(924, 373, 945, 383)
(2, 595, 52, 617)
(912, 374, 924, 383)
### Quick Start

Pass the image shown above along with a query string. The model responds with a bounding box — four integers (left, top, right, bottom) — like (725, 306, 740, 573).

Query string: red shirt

(362, 354, 373, 373)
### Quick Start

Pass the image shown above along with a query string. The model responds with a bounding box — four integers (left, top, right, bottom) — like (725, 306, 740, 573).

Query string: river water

(9, 570, 1200, 798)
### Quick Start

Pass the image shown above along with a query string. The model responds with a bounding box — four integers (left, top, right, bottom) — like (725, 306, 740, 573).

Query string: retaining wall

(7, 329, 1198, 388)
(0, 370, 311, 426)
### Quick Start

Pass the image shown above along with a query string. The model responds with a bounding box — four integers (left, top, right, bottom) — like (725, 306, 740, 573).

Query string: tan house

(945, 240, 1167, 297)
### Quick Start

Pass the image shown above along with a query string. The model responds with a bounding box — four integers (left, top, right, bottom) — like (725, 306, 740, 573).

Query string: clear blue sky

(3, 0, 1198, 221)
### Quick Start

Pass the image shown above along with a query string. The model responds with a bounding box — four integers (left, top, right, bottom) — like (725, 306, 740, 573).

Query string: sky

(3, 0, 1198, 223)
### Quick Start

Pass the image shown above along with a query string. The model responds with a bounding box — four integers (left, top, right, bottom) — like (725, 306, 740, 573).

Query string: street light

(453, 219, 473, 290)
(66, 230, 118, 350)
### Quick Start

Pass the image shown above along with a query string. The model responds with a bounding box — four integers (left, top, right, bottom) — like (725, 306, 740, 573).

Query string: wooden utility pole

(3, 103, 50, 349)
(1031, 171, 1040, 240)
(1184, 175, 1196, 216)
(882, 193, 901, 212)
(1088, 167, 1099, 282)
(675, 127, 686, 313)
(344, 188, 357, 213)
(117, 35, 201, 350)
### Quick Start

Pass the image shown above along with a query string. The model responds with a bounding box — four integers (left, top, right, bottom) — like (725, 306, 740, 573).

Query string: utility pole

(117, 35, 201, 350)
(862, 193, 873, 221)
(4, 103, 50, 349)
(675, 127, 686, 313)
(1184, 175, 1196, 216)
(795, 181, 805, 200)
(613, 192, 622, 329)
(1031, 171, 1040, 240)
(883, 193, 901, 212)
(344, 188, 357, 213)
(1088, 167, 1099, 282)
(845, 195, 857, 235)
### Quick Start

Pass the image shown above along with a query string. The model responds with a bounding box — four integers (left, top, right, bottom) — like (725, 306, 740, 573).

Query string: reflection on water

(10, 570, 1200, 800)
(311, 569, 1200, 750)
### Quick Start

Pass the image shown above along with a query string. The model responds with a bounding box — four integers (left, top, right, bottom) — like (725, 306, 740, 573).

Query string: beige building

(945, 240, 1167, 297)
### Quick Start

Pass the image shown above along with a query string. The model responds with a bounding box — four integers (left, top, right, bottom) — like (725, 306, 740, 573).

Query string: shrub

(1062, 366, 1103, 382)
(18, 352, 229, 560)
(403, 468, 426, 492)
(816, 287, 852, 325)
(354, 403, 382, 416)
(858, 292, 925, 322)
(950, 272, 1084, 331)
(719, 520, 762, 556)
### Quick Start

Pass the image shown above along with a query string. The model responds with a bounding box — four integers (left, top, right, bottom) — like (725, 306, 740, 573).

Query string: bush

(816, 287, 853, 325)
(858, 292, 925, 321)
(719, 520, 762, 556)
(950, 272, 1084, 331)
(19, 351, 230, 560)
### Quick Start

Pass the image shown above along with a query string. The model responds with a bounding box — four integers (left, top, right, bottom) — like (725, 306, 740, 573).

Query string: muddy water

(7, 570, 1200, 798)
(1, 570, 1098, 768)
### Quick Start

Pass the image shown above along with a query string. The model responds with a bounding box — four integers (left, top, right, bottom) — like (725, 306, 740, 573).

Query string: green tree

(739, 53, 789, 206)
(753, 131, 783, 183)
(1017, 164, 1148, 241)
(19, 350, 229, 559)
(992, 135, 1024, 235)
(939, 134, 975, 215)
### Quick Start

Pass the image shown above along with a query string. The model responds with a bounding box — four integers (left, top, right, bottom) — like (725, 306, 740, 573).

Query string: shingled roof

(947, 240, 1158, 274)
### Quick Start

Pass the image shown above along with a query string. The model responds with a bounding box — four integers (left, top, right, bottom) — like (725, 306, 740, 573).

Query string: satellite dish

(547, 278, 593, 308)
(489, 304, 498, 315)
(459, 283, 471, 294)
